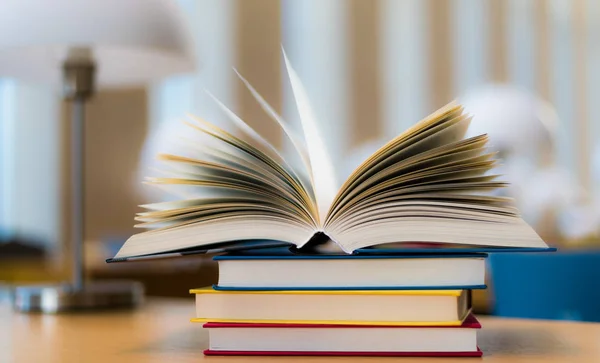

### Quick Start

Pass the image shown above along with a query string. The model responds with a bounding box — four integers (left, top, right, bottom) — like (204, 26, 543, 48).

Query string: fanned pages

(282, 49, 339, 224)
(233, 68, 313, 183)
(110, 54, 549, 261)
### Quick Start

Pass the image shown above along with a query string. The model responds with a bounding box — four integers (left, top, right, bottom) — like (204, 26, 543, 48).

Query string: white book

(203, 315, 481, 355)
(214, 254, 486, 290)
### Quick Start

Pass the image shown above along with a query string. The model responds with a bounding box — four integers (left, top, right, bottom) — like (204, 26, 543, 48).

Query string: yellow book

(190, 287, 471, 326)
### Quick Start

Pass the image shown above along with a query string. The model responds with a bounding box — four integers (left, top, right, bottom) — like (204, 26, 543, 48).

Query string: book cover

(213, 284, 487, 291)
(213, 252, 489, 260)
(190, 287, 471, 326)
(106, 242, 555, 263)
(190, 286, 466, 295)
(106, 240, 292, 263)
(355, 246, 557, 255)
(203, 349, 483, 357)
(203, 312, 482, 329)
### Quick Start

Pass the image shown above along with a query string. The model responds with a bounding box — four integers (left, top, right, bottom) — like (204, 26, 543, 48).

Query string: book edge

(203, 348, 483, 357)
(189, 287, 464, 296)
(201, 313, 482, 329)
(211, 284, 488, 291)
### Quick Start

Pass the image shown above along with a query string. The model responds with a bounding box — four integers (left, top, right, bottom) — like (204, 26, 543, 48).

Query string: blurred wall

(0, 81, 60, 248)
(58, 88, 147, 264)
(156, 0, 597, 187)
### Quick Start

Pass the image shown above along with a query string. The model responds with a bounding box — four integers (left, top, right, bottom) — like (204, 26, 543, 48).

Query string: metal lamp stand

(12, 48, 144, 313)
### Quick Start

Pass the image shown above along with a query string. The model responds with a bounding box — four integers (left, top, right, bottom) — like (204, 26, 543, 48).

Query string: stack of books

(192, 250, 487, 357)
(107, 53, 554, 356)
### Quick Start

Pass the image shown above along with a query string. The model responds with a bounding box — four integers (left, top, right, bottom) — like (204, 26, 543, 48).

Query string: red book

(204, 349, 483, 357)
(203, 313, 482, 357)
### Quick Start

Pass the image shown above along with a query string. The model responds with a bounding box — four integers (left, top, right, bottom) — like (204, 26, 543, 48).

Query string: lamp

(0, 0, 195, 312)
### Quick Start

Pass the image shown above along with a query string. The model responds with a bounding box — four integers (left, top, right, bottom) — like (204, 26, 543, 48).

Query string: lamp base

(12, 280, 144, 313)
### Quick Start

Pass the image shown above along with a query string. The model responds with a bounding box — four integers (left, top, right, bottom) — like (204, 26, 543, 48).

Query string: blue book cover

(106, 241, 556, 263)
(354, 246, 557, 255)
(214, 251, 489, 260)
(105, 240, 292, 263)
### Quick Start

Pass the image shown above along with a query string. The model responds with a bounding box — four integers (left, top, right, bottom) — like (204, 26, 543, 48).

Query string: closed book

(190, 287, 471, 326)
(213, 253, 487, 290)
(203, 314, 482, 356)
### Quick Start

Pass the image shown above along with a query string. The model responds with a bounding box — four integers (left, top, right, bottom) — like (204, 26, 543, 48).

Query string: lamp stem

(63, 47, 95, 292)
(11, 47, 144, 313)
(71, 96, 86, 291)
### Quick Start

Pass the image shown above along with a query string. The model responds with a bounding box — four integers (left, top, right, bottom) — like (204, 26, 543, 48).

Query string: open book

(110, 53, 548, 261)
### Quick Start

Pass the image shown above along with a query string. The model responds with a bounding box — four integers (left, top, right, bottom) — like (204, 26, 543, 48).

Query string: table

(1, 298, 599, 362)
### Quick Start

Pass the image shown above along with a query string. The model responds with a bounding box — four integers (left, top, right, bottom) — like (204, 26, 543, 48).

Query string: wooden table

(1, 297, 598, 362)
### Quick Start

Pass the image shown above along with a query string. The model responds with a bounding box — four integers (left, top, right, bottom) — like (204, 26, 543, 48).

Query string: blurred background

(1, 0, 599, 320)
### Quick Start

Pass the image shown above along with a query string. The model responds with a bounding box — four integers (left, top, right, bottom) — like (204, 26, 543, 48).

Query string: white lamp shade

(460, 84, 559, 154)
(0, 0, 195, 87)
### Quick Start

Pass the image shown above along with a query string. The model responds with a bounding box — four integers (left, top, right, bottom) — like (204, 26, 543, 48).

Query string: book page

(328, 217, 548, 253)
(185, 116, 318, 223)
(112, 110, 324, 259)
(324, 101, 548, 252)
(334, 103, 462, 195)
(327, 110, 471, 223)
(331, 136, 490, 213)
(175, 135, 305, 198)
(146, 156, 314, 222)
(283, 50, 338, 226)
(114, 216, 316, 259)
(331, 199, 517, 232)
(234, 69, 313, 188)
(113, 55, 343, 260)
(204, 91, 312, 195)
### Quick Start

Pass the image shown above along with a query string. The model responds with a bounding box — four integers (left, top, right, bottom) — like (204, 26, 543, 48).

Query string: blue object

(356, 247, 556, 255)
(489, 249, 600, 322)
(214, 252, 489, 260)
(106, 240, 292, 263)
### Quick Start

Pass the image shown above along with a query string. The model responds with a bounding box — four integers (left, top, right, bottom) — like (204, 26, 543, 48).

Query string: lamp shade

(0, 0, 195, 87)
(460, 84, 558, 155)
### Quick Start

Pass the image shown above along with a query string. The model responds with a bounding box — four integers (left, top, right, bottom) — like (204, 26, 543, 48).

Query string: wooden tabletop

(1, 297, 598, 363)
